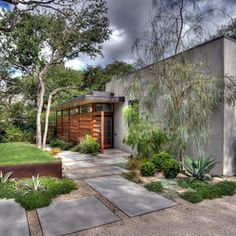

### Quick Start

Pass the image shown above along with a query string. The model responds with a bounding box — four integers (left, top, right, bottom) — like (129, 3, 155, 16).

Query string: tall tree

(126, 0, 233, 164)
(0, 0, 110, 148)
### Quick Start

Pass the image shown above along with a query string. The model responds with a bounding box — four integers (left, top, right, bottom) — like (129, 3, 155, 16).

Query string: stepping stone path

(0, 199, 30, 236)
(37, 197, 119, 236)
(65, 166, 128, 179)
(86, 176, 176, 217)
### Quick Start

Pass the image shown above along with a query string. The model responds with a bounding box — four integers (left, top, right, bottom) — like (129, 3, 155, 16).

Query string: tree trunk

(179, 146, 184, 170)
(42, 93, 52, 149)
(36, 76, 45, 148)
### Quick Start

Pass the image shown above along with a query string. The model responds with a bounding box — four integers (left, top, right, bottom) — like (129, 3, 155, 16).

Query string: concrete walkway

(0, 199, 30, 236)
(37, 197, 119, 236)
(86, 176, 175, 217)
(57, 149, 129, 179)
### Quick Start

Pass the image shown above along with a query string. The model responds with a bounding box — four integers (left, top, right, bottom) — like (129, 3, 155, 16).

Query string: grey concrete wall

(223, 38, 236, 176)
(106, 37, 236, 175)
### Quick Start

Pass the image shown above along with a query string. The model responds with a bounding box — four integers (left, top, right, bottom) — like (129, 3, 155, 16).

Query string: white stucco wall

(106, 36, 236, 176)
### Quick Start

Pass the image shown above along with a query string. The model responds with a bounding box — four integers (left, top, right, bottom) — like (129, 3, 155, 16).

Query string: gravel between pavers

(72, 195, 236, 236)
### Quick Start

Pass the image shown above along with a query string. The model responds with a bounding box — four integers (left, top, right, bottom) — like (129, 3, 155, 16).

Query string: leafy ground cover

(0, 177, 77, 210)
(0, 142, 58, 165)
(178, 179, 236, 203)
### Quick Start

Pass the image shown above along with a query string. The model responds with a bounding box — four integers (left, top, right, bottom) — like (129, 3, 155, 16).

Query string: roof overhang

(52, 91, 125, 111)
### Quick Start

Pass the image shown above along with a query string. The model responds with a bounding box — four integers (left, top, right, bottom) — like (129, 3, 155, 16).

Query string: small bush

(78, 135, 100, 154)
(128, 158, 147, 170)
(180, 191, 203, 203)
(49, 148, 61, 155)
(140, 161, 156, 176)
(145, 181, 163, 193)
(162, 159, 180, 178)
(0, 176, 77, 210)
(70, 145, 80, 152)
(50, 139, 75, 150)
(122, 171, 142, 183)
(151, 151, 172, 171)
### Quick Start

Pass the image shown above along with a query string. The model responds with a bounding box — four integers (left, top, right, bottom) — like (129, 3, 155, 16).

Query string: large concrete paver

(63, 157, 128, 170)
(64, 166, 127, 179)
(57, 151, 95, 162)
(85, 176, 176, 217)
(37, 197, 119, 236)
(0, 199, 30, 236)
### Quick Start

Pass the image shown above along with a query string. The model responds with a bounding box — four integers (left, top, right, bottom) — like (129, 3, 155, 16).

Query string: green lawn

(0, 142, 58, 165)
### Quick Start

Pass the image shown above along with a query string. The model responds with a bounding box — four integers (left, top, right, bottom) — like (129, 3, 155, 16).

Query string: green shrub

(70, 145, 80, 152)
(184, 156, 217, 180)
(1, 126, 32, 143)
(214, 181, 236, 196)
(151, 151, 172, 171)
(140, 161, 156, 176)
(144, 181, 163, 193)
(50, 139, 75, 150)
(123, 105, 167, 157)
(180, 191, 203, 203)
(0, 176, 77, 210)
(78, 135, 100, 154)
(162, 159, 180, 178)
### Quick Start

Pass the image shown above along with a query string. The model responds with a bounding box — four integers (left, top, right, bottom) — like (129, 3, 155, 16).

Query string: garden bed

(0, 142, 62, 178)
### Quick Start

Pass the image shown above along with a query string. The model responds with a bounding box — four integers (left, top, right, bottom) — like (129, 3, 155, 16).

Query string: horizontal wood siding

(70, 115, 79, 142)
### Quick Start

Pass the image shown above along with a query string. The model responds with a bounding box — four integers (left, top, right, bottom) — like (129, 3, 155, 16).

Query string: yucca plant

(184, 156, 217, 180)
(0, 171, 15, 183)
(21, 174, 46, 194)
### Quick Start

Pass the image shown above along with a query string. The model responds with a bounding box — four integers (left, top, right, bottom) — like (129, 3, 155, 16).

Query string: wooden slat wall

(56, 107, 113, 150)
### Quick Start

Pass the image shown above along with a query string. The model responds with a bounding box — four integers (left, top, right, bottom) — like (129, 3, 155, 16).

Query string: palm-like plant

(0, 171, 15, 183)
(184, 156, 218, 180)
(21, 174, 46, 194)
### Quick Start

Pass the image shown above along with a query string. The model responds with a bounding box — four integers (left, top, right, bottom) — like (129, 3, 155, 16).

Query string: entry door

(104, 116, 113, 148)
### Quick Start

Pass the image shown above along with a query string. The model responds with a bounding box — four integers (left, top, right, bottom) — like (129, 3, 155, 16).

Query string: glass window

(80, 104, 92, 114)
(57, 110, 62, 116)
(96, 104, 113, 112)
(70, 108, 79, 115)
(63, 109, 69, 116)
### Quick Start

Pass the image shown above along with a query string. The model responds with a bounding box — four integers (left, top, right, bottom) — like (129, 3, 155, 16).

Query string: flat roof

(52, 91, 125, 111)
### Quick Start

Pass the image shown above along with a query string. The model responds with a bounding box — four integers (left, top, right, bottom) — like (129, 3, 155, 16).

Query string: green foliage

(180, 191, 203, 203)
(123, 105, 167, 157)
(78, 135, 100, 154)
(122, 171, 142, 183)
(0, 177, 77, 210)
(178, 179, 236, 203)
(162, 159, 180, 178)
(140, 161, 156, 176)
(20, 175, 46, 194)
(144, 181, 163, 193)
(151, 151, 172, 171)
(50, 139, 75, 150)
(0, 142, 58, 166)
(184, 156, 217, 180)
(0, 171, 14, 184)
(1, 126, 32, 143)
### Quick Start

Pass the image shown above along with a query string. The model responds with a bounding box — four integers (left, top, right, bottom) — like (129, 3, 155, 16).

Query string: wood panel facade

(56, 103, 114, 153)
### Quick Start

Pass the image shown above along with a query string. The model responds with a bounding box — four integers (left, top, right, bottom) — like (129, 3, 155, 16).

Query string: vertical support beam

(68, 108, 71, 142)
(101, 111, 105, 154)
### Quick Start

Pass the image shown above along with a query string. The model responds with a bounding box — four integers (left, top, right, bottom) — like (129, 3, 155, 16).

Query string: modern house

(55, 36, 236, 176)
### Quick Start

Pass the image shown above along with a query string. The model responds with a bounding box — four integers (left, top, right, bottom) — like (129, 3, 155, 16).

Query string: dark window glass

(96, 104, 113, 112)
(63, 109, 69, 116)
(70, 108, 79, 115)
(80, 104, 92, 114)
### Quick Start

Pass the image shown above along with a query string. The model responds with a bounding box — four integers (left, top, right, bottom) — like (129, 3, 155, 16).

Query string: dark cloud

(67, 0, 236, 69)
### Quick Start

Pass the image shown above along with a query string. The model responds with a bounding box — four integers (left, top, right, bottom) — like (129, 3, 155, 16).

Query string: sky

(0, 0, 236, 70)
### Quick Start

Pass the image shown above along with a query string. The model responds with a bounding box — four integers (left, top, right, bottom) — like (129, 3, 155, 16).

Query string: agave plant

(184, 156, 218, 180)
(21, 174, 46, 194)
(0, 171, 15, 183)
